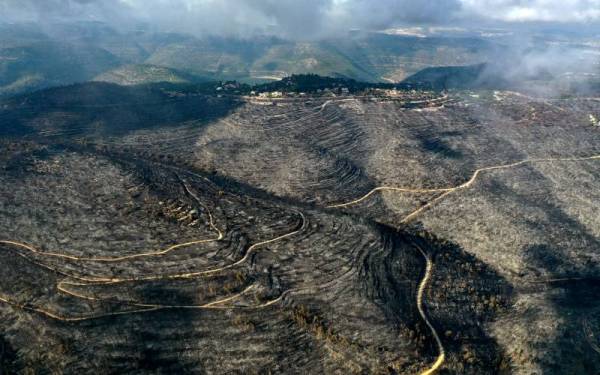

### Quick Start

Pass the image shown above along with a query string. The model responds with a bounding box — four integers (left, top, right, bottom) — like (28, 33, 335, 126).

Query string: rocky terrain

(0, 82, 599, 374)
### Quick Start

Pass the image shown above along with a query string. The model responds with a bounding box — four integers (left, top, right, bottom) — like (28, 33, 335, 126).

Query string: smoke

(474, 38, 600, 97)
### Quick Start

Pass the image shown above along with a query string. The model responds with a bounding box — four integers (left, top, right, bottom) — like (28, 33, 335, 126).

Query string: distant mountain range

(1, 21, 598, 98)
(0, 21, 500, 97)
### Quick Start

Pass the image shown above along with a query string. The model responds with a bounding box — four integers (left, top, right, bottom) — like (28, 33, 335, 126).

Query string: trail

(328, 154, 600, 224)
(1, 137, 598, 369)
(328, 153, 600, 374)
(0, 284, 283, 322)
(0, 211, 302, 320)
(415, 244, 445, 375)
(0, 181, 222, 263)
(0, 178, 305, 320)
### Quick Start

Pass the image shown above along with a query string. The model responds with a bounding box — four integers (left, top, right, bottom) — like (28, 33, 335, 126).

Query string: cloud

(460, 0, 600, 23)
(333, 0, 462, 27)
(111, 0, 465, 38)
(0, 0, 599, 38)
(0, 0, 463, 38)
(0, 0, 125, 21)
(130, 0, 336, 38)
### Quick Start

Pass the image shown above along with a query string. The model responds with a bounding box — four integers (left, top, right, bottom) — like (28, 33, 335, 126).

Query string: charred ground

(0, 79, 598, 374)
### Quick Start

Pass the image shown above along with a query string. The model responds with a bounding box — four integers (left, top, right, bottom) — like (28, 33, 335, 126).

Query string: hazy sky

(1, 0, 599, 37)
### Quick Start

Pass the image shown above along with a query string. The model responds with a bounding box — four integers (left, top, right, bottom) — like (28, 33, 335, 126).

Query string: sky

(1, 0, 599, 38)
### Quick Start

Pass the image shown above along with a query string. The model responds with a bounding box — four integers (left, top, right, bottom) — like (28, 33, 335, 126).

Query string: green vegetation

(94, 64, 208, 86)
(0, 41, 121, 97)
(253, 74, 395, 93)
(401, 63, 495, 90)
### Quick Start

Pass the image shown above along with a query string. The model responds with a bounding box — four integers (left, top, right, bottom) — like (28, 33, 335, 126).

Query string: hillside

(402, 63, 600, 95)
(327, 34, 498, 82)
(94, 64, 207, 86)
(400, 63, 502, 90)
(0, 82, 599, 374)
(0, 41, 121, 97)
(0, 81, 237, 137)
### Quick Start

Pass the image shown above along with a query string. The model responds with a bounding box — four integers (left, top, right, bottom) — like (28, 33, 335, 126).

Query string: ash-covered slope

(0, 81, 241, 137)
(0, 143, 512, 374)
(0, 83, 599, 374)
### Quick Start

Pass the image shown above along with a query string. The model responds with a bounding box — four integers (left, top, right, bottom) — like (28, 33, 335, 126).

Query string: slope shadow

(0, 81, 243, 138)
(0, 335, 18, 374)
(366, 225, 515, 374)
(522, 242, 600, 374)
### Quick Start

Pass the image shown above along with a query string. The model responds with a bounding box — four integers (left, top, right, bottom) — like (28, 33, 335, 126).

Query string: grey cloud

(334, 0, 462, 28)
(0, 0, 464, 38)
(0, 0, 131, 28)
(1, 0, 599, 39)
(460, 0, 600, 23)
(120, 0, 465, 38)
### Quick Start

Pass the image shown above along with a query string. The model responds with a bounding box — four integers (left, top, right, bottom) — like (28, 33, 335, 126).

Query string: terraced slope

(0, 86, 599, 374)
(0, 143, 514, 374)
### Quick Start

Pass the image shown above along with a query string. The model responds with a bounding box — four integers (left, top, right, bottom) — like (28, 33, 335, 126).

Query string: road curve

(327, 154, 600, 221)
(0, 180, 223, 263)
(0, 211, 304, 321)
(415, 244, 445, 375)
(0, 284, 283, 322)
(327, 155, 600, 374)
(0, 179, 306, 320)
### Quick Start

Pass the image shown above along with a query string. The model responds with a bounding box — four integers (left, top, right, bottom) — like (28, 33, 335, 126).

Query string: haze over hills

(0, 22, 501, 94)
(2, 20, 599, 100)
(1, 1, 600, 374)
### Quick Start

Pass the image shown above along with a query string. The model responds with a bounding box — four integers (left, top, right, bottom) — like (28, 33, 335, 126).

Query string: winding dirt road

(415, 244, 445, 375)
(327, 153, 600, 374)
(1, 150, 599, 372)
(0, 178, 306, 321)
(328, 154, 600, 225)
